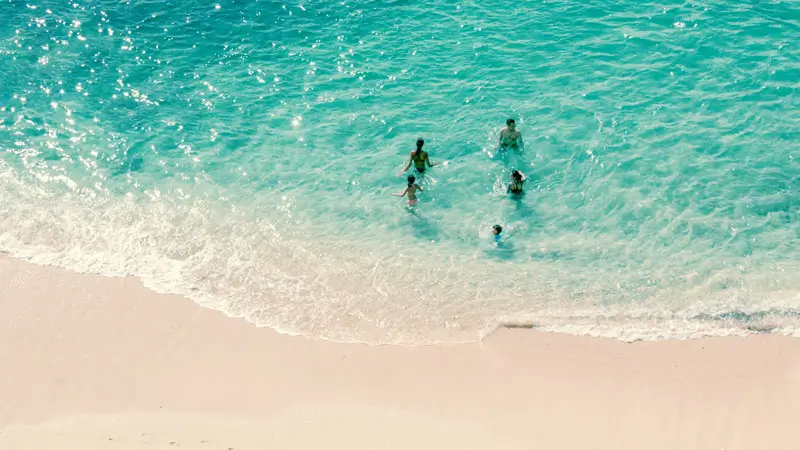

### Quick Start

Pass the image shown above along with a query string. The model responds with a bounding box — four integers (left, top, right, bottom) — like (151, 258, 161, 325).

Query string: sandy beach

(1, 254, 798, 450)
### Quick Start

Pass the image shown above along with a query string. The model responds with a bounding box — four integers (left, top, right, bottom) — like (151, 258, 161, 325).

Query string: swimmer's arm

(425, 154, 437, 167)
(517, 133, 524, 149)
(400, 153, 413, 174)
(416, 184, 424, 192)
(393, 187, 408, 197)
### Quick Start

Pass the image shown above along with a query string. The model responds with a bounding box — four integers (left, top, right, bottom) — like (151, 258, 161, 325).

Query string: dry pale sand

(1, 255, 799, 450)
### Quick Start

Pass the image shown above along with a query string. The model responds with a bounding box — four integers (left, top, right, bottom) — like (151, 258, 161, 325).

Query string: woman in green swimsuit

(400, 138, 437, 174)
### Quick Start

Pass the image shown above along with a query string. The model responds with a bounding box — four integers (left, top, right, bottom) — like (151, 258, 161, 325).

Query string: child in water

(492, 224, 503, 243)
(507, 170, 526, 194)
(394, 175, 424, 206)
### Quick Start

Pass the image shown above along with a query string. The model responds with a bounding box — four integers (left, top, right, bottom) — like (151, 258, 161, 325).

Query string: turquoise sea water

(1, 0, 798, 343)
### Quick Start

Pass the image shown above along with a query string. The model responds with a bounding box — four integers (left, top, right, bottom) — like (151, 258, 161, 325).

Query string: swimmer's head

(407, 175, 416, 186)
(506, 118, 516, 129)
(416, 138, 424, 150)
(492, 224, 502, 235)
(511, 170, 522, 181)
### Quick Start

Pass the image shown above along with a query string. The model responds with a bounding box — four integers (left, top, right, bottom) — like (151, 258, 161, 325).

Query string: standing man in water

(498, 118, 523, 150)
(400, 138, 437, 175)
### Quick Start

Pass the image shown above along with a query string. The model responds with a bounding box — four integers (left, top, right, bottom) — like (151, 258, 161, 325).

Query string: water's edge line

(3, 248, 796, 347)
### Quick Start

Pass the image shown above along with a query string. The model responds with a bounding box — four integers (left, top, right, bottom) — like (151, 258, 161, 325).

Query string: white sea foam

(2, 164, 798, 345)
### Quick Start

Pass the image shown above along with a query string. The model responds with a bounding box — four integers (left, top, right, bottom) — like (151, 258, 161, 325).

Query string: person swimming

(507, 169, 526, 194)
(401, 138, 437, 174)
(492, 224, 503, 243)
(394, 175, 424, 206)
(498, 118, 523, 150)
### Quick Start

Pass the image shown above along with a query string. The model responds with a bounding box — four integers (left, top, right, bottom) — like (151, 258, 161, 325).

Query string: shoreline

(4, 247, 796, 346)
(2, 254, 799, 449)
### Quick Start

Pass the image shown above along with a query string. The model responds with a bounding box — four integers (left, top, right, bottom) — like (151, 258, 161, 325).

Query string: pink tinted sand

(1, 255, 799, 449)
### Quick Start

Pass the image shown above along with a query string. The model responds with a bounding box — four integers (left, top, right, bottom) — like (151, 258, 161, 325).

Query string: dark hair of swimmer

(511, 170, 522, 181)
(493, 224, 502, 234)
(416, 138, 424, 150)
(506, 118, 515, 126)
(407, 175, 416, 187)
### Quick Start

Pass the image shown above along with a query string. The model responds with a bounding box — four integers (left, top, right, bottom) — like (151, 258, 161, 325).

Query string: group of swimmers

(393, 118, 525, 242)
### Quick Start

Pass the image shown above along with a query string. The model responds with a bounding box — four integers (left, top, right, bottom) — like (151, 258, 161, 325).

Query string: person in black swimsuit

(507, 169, 526, 194)
(400, 138, 437, 174)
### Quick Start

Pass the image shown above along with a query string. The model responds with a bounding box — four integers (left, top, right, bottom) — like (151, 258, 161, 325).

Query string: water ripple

(0, 0, 798, 343)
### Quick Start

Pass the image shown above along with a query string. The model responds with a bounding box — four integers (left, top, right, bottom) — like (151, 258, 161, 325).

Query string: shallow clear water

(1, 0, 798, 343)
